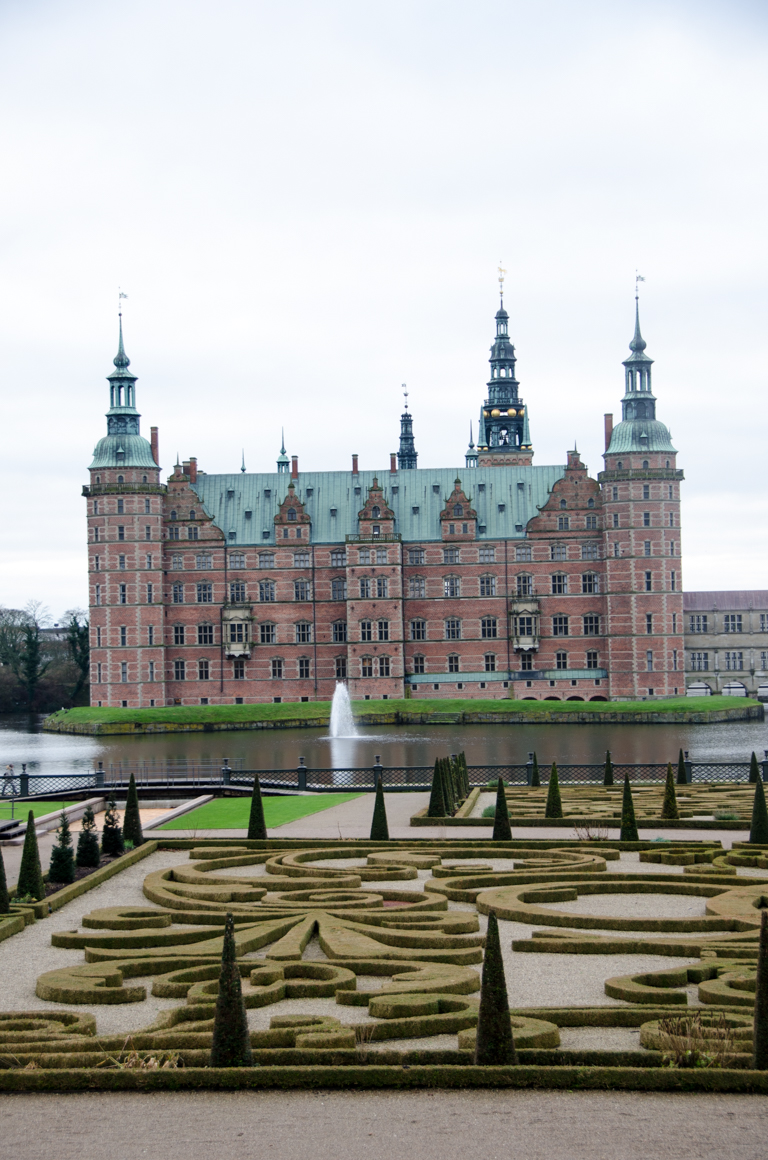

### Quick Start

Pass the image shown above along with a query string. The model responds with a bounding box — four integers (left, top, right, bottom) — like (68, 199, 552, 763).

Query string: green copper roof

(606, 419, 676, 455)
(191, 464, 567, 546)
(90, 433, 158, 470)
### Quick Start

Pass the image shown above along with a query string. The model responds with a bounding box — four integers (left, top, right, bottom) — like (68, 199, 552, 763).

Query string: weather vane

(402, 383, 409, 410)
(118, 287, 128, 316)
(498, 261, 506, 302)
(635, 270, 645, 299)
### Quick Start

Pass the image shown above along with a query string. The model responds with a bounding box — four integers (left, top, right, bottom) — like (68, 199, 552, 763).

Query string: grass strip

(158, 794, 363, 830)
(0, 801, 77, 822)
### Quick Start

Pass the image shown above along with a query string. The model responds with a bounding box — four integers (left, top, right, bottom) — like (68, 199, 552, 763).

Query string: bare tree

(64, 609, 90, 702)
(0, 602, 54, 707)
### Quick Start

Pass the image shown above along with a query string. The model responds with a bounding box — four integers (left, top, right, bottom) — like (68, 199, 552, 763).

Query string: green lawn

(46, 694, 755, 732)
(158, 792, 363, 830)
(0, 800, 76, 821)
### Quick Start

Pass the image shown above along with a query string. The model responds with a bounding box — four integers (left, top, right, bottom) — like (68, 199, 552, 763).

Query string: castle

(84, 292, 686, 706)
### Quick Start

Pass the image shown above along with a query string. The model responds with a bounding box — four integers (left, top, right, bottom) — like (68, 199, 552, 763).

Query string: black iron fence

(1, 751, 767, 800)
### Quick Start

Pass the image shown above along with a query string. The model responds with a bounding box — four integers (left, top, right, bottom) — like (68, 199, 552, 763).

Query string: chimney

(604, 414, 613, 452)
(183, 460, 190, 477)
(352, 454, 359, 475)
(291, 455, 299, 480)
(150, 427, 159, 466)
(189, 457, 198, 484)
(390, 452, 397, 473)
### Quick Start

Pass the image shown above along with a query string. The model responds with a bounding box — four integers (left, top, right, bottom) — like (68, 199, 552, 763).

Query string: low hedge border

(1, 1063, 768, 1093)
(12, 841, 159, 920)
(411, 815, 748, 829)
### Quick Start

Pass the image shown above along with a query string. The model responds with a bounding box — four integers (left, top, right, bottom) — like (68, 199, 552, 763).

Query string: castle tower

(397, 389, 418, 470)
(85, 316, 166, 707)
(599, 299, 685, 698)
(476, 290, 533, 467)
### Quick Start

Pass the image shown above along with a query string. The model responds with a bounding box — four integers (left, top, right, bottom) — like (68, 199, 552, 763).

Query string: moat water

(1, 712, 766, 779)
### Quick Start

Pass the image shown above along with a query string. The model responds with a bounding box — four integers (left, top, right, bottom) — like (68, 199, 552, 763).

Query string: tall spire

(277, 429, 290, 473)
(397, 384, 418, 469)
(465, 420, 478, 468)
(604, 293, 675, 456)
(474, 280, 532, 464)
(106, 311, 139, 434)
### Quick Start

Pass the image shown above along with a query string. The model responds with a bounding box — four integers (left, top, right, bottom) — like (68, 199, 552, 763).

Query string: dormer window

(117, 475, 124, 483)
(372, 526, 381, 538)
(371, 506, 380, 519)
(287, 508, 297, 521)
(560, 499, 567, 509)
(189, 510, 195, 520)
(453, 504, 462, 516)
(170, 510, 177, 521)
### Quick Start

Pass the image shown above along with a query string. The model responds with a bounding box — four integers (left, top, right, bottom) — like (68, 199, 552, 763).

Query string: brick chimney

(390, 452, 397, 473)
(352, 454, 359, 475)
(604, 414, 613, 452)
(291, 455, 299, 480)
(150, 427, 159, 466)
(189, 457, 198, 483)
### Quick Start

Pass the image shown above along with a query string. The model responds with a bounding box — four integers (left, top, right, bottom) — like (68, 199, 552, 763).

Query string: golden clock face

(491, 408, 500, 418)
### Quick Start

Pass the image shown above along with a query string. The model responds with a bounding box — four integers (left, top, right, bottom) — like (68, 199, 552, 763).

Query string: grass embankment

(0, 800, 77, 822)
(46, 694, 753, 732)
(159, 793, 363, 830)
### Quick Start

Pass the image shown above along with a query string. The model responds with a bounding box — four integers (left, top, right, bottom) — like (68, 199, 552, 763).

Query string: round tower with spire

(476, 279, 533, 467)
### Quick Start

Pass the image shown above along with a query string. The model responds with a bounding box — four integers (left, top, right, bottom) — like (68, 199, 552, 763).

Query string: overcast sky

(1, 0, 766, 620)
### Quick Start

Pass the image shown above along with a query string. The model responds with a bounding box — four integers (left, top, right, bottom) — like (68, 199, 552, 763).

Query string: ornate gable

(526, 450, 601, 540)
(357, 478, 395, 537)
(440, 478, 477, 541)
(274, 482, 312, 541)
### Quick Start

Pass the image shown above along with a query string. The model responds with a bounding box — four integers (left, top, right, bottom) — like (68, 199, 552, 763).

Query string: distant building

(84, 293, 688, 706)
(683, 591, 768, 698)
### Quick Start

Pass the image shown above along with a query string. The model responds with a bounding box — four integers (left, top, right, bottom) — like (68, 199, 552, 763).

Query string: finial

(402, 383, 409, 412)
(635, 270, 645, 301)
(469, 421, 475, 450)
(630, 275, 647, 353)
(280, 427, 286, 455)
(114, 289, 130, 369)
(241, 449, 246, 473)
(498, 261, 506, 305)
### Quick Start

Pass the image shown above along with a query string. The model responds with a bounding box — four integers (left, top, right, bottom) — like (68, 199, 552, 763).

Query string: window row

(92, 526, 156, 543)
(554, 516, 599, 531)
(92, 498, 154, 516)
(409, 651, 602, 674)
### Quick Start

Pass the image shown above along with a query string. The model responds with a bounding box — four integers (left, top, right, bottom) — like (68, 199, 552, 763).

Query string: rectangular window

(552, 615, 569, 636)
(646, 613, 653, 634)
(120, 625, 127, 647)
(646, 650, 653, 672)
(233, 659, 245, 680)
(96, 626, 102, 647)
(644, 572, 652, 592)
(198, 624, 214, 645)
(551, 573, 567, 595)
(408, 548, 425, 565)
(611, 487, 618, 501)
(409, 576, 426, 598)
(581, 572, 598, 594)
(295, 622, 312, 644)
(484, 653, 497, 673)
(480, 575, 496, 596)
(673, 649, 678, 671)
(358, 548, 371, 565)
(376, 548, 388, 565)
(550, 544, 567, 561)
(586, 650, 599, 670)
(118, 554, 126, 571)
(725, 651, 744, 671)
(377, 619, 389, 641)
(379, 655, 391, 677)
(642, 512, 651, 527)
(514, 615, 534, 636)
(613, 513, 620, 528)
(196, 554, 212, 570)
(670, 571, 676, 591)
(411, 619, 426, 641)
(259, 553, 274, 569)
(443, 548, 459, 564)
(761, 651, 768, 670)
(93, 500, 99, 515)
(445, 618, 461, 640)
(188, 526, 199, 541)
(229, 622, 246, 643)
(555, 651, 568, 670)
(583, 614, 600, 636)
(148, 660, 154, 682)
(332, 621, 347, 643)
(360, 620, 373, 642)
(520, 652, 533, 671)
(376, 577, 388, 598)
(335, 656, 347, 679)
(147, 583, 153, 604)
(260, 623, 275, 644)
(557, 515, 570, 531)
(145, 526, 151, 541)
(145, 499, 151, 514)
(294, 551, 310, 568)
(294, 580, 310, 602)
(117, 526, 125, 541)
(229, 582, 247, 603)
(443, 576, 460, 598)
(447, 653, 460, 673)
(259, 581, 276, 602)
(119, 583, 127, 604)
(120, 661, 127, 682)
(94, 584, 101, 605)
(197, 583, 213, 603)
(171, 555, 183, 570)
(94, 555, 100, 571)
(413, 654, 425, 674)
(481, 617, 497, 639)
(173, 624, 185, 645)
(148, 626, 154, 646)
(644, 541, 652, 557)
(174, 659, 185, 681)
(479, 547, 496, 563)
(691, 651, 709, 671)
(168, 526, 180, 540)
(761, 614, 768, 633)
(146, 554, 152, 568)
(298, 657, 311, 679)
(198, 659, 209, 680)
(673, 612, 677, 633)
(516, 544, 532, 562)
(331, 578, 347, 601)
(643, 484, 650, 500)
(724, 614, 743, 633)
(516, 574, 532, 596)
(330, 550, 346, 567)
(117, 499, 124, 514)
(585, 515, 598, 530)
(359, 578, 371, 599)
(669, 541, 675, 556)
(96, 661, 102, 683)
(361, 656, 373, 677)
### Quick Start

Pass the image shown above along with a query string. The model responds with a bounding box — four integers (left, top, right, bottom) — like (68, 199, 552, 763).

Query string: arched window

(559, 498, 567, 509)
(665, 460, 670, 468)
(142, 475, 147, 483)
(117, 475, 124, 483)
(189, 510, 196, 520)
(95, 475, 101, 484)
(642, 460, 649, 469)
(170, 510, 177, 521)
(371, 506, 381, 519)
(617, 461, 623, 470)
(287, 508, 297, 521)
(587, 497, 595, 508)
(453, 504, 462, 516)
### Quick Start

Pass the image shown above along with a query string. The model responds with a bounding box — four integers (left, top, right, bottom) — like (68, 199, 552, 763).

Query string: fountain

(329, 683, 358, 738)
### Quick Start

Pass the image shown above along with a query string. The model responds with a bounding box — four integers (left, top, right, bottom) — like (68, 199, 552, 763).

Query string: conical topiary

(427, 758, 446, 818)
(492, 777, 512, 842)
(661, 762, 679, 821)
(676, 749, 687, 786)
(0, 845, 9, 914)
(16, 811, 45, 901)
(750, 776, 768, 845)
(531, 752, 540, 788)
(49, 812, 76, 885)
(101, 794, 124, 857)
(122, 772, 144, 847)
(620, 773, 639, 842)
(603, 750, 614, 787)
(753, 908, 768, 1069)
(474, 911, 517, 1066)
(544, 762, 563, 819)
(76, 805, 100, 868)
(457, 752, 470, 798)
(442, 757, 456, 816)
(247, 775, 267, 840)
(750, 752, 761, 785)
(370, 776, 390, 840)
(210, 912, 253, 1068)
